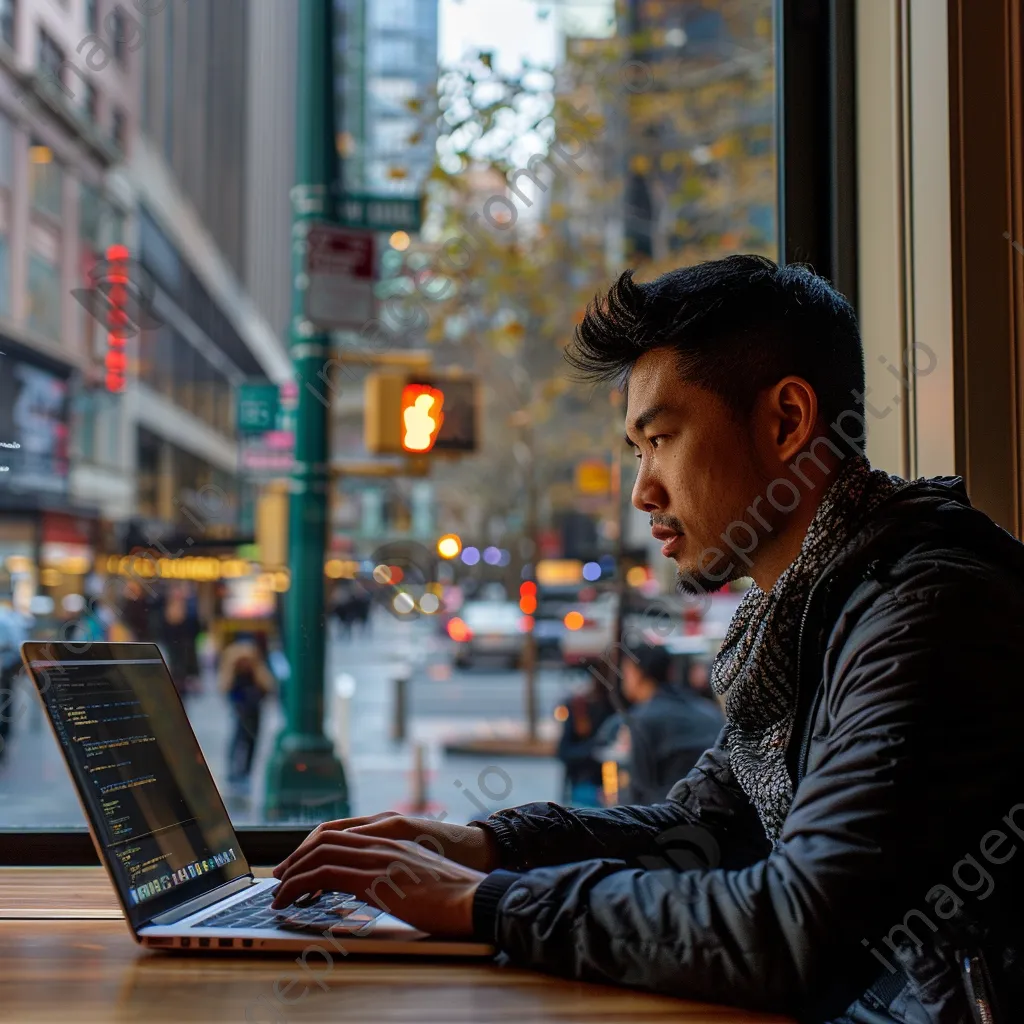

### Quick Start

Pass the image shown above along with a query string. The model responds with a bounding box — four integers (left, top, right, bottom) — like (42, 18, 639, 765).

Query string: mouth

(651, 526, 684, 558)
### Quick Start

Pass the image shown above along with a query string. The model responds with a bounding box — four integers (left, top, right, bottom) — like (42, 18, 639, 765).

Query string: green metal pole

(264, 0, 349, 822)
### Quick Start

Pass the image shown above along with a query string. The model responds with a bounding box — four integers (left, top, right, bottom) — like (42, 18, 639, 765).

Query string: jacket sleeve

(475, 589, 1003, 1012)
(475, 724, 768, 874)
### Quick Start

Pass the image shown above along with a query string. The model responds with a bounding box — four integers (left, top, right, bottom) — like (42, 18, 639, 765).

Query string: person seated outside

(555, 676, 616, 807)
(600, 642, 724, 805)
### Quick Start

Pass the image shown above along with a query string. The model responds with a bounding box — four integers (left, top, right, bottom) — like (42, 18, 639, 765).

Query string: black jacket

(471, 477, 1024, 1022)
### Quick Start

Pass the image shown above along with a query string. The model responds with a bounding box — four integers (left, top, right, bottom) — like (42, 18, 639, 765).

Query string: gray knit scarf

(710, 455, 908, 845)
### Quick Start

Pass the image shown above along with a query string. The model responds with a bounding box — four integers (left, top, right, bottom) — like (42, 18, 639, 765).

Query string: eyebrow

(624, 403, 672, 445)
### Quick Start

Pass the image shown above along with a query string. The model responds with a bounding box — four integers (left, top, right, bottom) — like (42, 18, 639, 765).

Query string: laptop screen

(24, 642, 250, 927)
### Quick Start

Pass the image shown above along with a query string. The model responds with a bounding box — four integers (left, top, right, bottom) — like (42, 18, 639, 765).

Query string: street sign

(240, 430, 295, 478)
(237, 382, 280, 435)
(337, 193, 422, 233)
(575, 459, 612, 495)
(304, 223, 375, 329)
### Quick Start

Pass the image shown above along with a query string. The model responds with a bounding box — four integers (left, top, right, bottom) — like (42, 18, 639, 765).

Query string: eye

(648, 435, 667, 449)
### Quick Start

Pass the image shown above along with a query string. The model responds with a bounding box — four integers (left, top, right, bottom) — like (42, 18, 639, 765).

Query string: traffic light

(365, 371, 479, 455)
(400, 383, 445, 452)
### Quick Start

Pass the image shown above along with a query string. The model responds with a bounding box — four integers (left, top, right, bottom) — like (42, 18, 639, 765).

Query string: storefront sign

(0, 342, 70, 500)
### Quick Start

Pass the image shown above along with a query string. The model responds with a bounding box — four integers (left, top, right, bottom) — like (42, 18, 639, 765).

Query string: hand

(273, 811, 499, 878)
(270, 826, 486, 938)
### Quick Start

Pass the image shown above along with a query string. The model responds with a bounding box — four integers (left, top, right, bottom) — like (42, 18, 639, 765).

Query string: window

(0, 0, 802, 852)
(81, 81, 98, 123)
(74, 388, 122, 467)
(0, 112, 11, 316)
(372, 37, 416, 71)
(0, 231, 9, 317)
(27, 231, 62, 342)
(28, 142, 63, 219)
(111, 6, 127, 67)
(0, 0, 15, 50)
(375, 0, 416, 30)
(37, 28, 65, 85)
(0, 111, 10, 192)
(173, 335, 196, 414)
(111, 106, 126, 153)
(85, 0, 98, 35)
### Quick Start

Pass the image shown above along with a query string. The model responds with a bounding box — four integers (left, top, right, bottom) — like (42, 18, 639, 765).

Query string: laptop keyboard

(196, 887, 384, 933)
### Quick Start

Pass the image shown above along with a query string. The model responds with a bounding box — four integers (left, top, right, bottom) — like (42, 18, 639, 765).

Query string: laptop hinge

(146, 875, 256, 926)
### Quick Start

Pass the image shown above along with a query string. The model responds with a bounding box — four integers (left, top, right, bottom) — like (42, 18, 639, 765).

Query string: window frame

(0, 0, 856, 866)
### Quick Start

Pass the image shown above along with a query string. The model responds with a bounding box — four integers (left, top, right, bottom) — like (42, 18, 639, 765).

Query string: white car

(560, 593, 619, 668)
(448, 600, 526, 669)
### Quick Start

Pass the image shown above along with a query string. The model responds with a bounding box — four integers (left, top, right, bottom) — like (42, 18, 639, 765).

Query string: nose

(631, 459, 666, 514)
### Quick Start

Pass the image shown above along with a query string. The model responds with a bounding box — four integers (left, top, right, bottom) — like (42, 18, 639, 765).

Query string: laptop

(20, 640, 494, 957)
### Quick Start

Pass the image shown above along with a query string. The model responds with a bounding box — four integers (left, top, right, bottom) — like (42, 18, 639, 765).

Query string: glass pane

(27, 248, 62, 342)
(1, 0, 776, 838)
(0, 230, 9, 316)
(0, 111, 12, 190)
(28, 143, 63, 219)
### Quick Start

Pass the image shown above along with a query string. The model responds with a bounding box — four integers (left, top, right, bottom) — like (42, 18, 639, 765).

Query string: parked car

(560, 592, 619, 668)
(447, 600, 526, 669)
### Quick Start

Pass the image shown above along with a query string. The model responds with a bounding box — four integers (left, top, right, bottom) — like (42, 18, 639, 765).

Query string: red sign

(306, 224, 375, 278)
(304, 223, 375, 329)
(42, 511, 93, 546)
(105, 244, 130, 392)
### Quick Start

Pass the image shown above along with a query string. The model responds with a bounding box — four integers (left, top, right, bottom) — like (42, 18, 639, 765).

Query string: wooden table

(0, 868, 794, 1023)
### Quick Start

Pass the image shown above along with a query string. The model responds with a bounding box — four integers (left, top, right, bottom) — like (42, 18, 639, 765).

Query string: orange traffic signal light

(400, 383, 445, 452)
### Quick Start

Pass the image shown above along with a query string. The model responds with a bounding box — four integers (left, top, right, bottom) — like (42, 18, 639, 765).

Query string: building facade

(0, 0, 139, 610)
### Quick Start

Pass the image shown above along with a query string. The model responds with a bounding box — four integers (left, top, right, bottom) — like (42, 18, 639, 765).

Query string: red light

(388, 565, 404, 585)
(447, 617, 472, 642)
(401, 383, 445, 452)
(105, 243, 130, 262)
(519, 581, 537, 597)
(519, 594, 537, 615)
(518, 615, 534, 633)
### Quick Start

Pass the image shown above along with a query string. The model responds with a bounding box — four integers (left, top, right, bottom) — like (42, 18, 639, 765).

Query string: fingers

(273, 811, 401, 877)
(272, 832, 402, 907)
(272, 865, 364, 911)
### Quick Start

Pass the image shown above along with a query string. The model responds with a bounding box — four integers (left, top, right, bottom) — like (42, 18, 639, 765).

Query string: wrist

(472, 824, 501, 872)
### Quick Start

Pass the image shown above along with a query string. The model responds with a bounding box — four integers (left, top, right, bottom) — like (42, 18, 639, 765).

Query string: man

(603, 641, 724, 805)
(272, 256, 1024, 1021)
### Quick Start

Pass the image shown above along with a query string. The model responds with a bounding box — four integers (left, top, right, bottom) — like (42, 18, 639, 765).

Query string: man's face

(625, 348, 777, 594)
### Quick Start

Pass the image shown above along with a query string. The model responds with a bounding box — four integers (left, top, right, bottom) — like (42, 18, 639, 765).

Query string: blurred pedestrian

(60, 593, 107, 644)
(555, 676, 616, 807)
(163, 583, 201, 699)
(330, 580, 355, 639)
(218, 633, 275, 785)
(613, 642, 724, 805)
(352, 590, 372, 636)
(0, 593, 29, 763)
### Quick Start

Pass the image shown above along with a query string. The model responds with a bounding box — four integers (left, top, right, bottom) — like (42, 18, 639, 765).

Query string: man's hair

(623, 640, 672, 688)
(565, 255, 865, 435)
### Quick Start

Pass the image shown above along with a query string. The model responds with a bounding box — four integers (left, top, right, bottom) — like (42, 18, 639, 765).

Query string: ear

(766, 376, 818, 462)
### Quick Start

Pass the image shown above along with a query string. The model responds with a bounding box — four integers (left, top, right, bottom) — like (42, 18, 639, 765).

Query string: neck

(750, 463, 843, 590)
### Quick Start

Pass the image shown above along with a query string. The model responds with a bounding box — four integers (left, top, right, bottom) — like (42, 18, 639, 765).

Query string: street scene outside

(0, 0, 772, 830)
